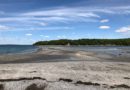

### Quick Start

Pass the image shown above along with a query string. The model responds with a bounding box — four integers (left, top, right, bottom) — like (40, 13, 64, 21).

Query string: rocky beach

(0, 46, 130, 90)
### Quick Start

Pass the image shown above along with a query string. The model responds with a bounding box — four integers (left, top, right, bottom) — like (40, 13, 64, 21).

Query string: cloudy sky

(0, 0, 130, 44)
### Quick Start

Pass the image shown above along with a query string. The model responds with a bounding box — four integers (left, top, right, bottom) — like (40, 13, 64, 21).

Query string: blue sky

(0, 0, 130, 44)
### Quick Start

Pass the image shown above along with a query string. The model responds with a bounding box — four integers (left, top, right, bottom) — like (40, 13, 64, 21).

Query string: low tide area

(0, 46, 130, 90)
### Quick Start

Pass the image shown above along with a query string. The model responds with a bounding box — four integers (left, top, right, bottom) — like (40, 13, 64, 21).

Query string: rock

(59, 78, 73, 82)
(26, 83, 47, 90)
(0, 84, 4, 90)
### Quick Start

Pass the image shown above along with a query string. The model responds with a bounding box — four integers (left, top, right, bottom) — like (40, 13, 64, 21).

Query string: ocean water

(1, 45, 130, 55)
(44, 46, 130, 56)
(65, 46, 130, 55)
(0, 45, 38, 55)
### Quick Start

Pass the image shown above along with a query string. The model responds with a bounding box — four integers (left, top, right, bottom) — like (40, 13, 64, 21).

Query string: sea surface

(0, 45, 130, 56)
(0, 45, 38, 55)
(43, 46, 130, 56)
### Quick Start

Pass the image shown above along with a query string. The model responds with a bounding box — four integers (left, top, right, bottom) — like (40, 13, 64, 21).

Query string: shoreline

(0, 46, 130, 63)
(0, 46, 130, 90)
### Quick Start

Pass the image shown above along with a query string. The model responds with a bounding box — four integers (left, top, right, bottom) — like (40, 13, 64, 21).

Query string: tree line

(33, 38, 130, 46)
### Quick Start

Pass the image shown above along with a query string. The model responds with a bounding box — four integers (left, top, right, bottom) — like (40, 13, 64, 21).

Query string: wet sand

(0, 46, 130, 90)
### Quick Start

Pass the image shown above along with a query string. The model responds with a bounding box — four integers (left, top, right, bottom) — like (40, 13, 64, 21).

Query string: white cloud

(40, 35, 44, 37)
(40, 35, 50, 38)
(25, 33, 32, 36)
(100, 19, 109, 23)
(0, 5, 129, 32)
(30, 26, 72, 30)
(22, 8, 100, 18)
(45, 36, 50, 38)
(0, 25, 11, 30)
(57, 35, 66, 39)
(0, 26, 72, 31)
(99, 25, 110, 29)
(57, 36, 61, 38)
(87, 6, 130, 14)
(22, 6, 130, 18)
(0, 5, 129, 24)
(39, 22, 47, 26)
(0, 17, 30, 22)
(116, 26, 130, 33)
(20, 7, 100, 23)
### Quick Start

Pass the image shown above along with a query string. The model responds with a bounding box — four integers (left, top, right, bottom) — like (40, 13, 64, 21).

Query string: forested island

(33, 38, 130, 46)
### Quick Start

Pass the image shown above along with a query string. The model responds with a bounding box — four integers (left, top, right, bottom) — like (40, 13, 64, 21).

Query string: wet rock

(110, 84, 130, 88)
(26, 83, 47, 90)
(59, 78, 73, 82)
(75, 81, 100, 86)
(124, 77, 130, 79)
(0, 84, 4, 90)
(0, 77, 46, 82)
(119, 53, 122, 56)
(29, 71, 37, 73)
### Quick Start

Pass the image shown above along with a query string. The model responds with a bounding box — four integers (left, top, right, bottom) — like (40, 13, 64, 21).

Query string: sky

(0, 0, 130, 44)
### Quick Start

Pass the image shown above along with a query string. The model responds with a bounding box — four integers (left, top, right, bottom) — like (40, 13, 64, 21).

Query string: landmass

(34, 38, 130, 46)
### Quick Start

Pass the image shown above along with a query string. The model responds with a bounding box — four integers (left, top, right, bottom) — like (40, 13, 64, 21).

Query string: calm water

(0, 45, 38, 55)
(66, 46, 130, 55)
(0, 45, 130, 55)
(43, 46, 130, 56)
(44, 46, 130, 51)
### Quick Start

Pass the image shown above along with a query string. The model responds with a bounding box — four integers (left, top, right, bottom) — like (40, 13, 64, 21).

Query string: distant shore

(34, 38, 130, 46)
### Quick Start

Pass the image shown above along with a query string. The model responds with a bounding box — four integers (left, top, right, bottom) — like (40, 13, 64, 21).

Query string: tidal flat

(0, 46, 130, 90)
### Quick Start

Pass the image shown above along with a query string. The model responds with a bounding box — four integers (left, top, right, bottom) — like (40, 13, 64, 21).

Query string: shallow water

(41, 46, 130, 55)
(0, 45, 130, 56)
(0, 45, 38, 55)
